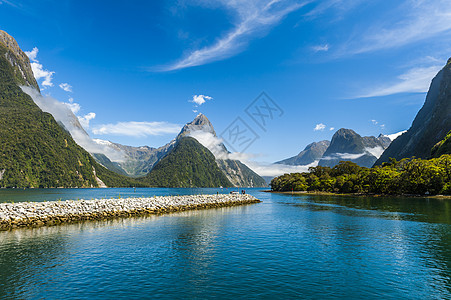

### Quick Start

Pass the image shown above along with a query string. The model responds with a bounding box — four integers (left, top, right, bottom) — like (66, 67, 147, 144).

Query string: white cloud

(163, 0, 306, 71)
(384, 130, 407, 141)
(190, 94, 212, 106)
(30, 62, 54, 87)
(355, 65, 443, 98)
(78, 112, 96, 129)
(25, 47, 54, 88)
(321, 152, 366, 160)
(25, 47, 38, 62)
(65, 102, 81, 114)
(20, 86, 125, 162)
(312, 44, 329, 52)
(92, 121, 181, 137)
(59, 83, 72, 92)
(343, 0, 451, 55)
(314, 123, 326, 131)
(246, 161, 319, 177)
(188, 130, 229, 159)
(329, 127, 335, 131)
(365, 146, 385, 159)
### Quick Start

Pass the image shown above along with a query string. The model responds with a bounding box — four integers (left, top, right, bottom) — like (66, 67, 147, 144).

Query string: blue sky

(1, 0, 451, 166)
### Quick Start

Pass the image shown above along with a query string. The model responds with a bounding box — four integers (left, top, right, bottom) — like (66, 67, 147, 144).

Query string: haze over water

(1, 188, 450, 299)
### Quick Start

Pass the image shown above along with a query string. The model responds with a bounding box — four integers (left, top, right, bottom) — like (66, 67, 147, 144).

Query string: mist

(20, 86, 125, 162)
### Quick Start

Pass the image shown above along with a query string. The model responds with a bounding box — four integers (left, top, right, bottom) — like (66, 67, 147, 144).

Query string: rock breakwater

(0, 194, 260, 230)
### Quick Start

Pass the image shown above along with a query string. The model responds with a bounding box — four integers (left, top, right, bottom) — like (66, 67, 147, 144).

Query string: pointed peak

(334, 128, 358, 136)
(177, 113, 216, 138)
(190, 113, 211, 126)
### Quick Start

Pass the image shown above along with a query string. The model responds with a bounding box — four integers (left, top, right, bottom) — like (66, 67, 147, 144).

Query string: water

(1, 189, 451, 299)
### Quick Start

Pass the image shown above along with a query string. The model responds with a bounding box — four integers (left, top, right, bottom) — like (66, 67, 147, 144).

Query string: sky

(1, 0, 451, 167)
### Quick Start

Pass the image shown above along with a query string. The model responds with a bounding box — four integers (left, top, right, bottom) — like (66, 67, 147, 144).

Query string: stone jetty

(0, 194, 260, 230)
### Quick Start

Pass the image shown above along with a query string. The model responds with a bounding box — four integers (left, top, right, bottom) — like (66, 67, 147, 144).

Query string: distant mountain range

(92, 114, 266, 187)
(276, 140, 330, 166)
(276, 129, 395, 168)
(318, 129, 391, 168)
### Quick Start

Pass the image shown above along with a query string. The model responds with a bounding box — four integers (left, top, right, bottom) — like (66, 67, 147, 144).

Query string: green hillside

(142, 137, 233, 188)
(432, 130, 451, 158)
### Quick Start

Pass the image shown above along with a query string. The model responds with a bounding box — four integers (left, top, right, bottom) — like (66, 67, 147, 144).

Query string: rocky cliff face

(375, 58, 451, 165)
(276, 140, 330, 166)
(0, 30, 39, 90)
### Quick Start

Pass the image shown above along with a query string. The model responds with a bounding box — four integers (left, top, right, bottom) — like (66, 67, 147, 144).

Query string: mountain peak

(191, 113, 211, 126)
(0, 30, 39, 90)
(334, 128, 358, 138)
(178, 113, 216, 138)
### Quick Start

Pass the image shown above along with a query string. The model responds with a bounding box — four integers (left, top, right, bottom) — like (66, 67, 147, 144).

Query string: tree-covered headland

(271, 155, 451, 195)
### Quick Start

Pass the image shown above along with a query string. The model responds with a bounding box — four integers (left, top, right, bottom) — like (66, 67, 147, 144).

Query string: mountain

(93, 139, 175, 177)
(179, 113, 266, 187)
(375, 58, 451, 165)
(275, 140, 330, 166)
(0, 30, 141, 188)
(95, 113, 266, 187)
(142, 137, 232, 188)
(318, 128, 390, 168)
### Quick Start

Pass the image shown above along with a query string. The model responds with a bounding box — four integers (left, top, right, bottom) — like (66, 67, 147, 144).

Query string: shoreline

(0, 194, 261, 231)
(265, 190, 451, 199)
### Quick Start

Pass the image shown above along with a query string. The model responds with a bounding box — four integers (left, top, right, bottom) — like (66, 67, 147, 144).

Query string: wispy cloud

(25, 47, 54, 88)
(59, 83, 72, 92)
(321, 152, 366, 160)
(314, 123, 326, 131)
(383, 130, 407, 141)
(312, 44, 329, 52)
(190, 94, 212, 106)
(92, 121, 182, 137)
(354, 65, 442, 98)
(246, 161, 318, 177)
(162, 0, 307, 71)
(20, 86, 124, 161)
(342, 0, 451, 55)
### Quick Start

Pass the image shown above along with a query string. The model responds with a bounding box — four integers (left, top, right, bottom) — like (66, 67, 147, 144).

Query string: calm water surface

(1, 188, 451, 299)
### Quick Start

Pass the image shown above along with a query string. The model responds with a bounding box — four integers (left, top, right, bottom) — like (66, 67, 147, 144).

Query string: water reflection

(0, 190, 450, 298)
(281, 194, 451, 224)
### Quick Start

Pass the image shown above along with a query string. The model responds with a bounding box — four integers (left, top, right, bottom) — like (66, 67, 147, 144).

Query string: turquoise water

(1, 188, 451, 299)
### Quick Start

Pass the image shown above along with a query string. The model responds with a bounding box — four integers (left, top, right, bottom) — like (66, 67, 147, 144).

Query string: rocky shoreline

(0, 194, 261, 230)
